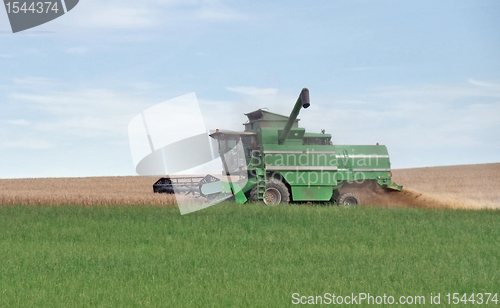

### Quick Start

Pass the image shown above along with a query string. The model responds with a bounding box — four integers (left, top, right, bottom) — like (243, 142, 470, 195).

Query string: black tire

(330, 189, 340, 203)
(337, 192, 359, 206)
(250, 179, 290, 205)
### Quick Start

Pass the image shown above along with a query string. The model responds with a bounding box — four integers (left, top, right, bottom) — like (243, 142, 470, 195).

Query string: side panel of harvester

(255, 138, 397, 201)
(262, 144, 393, 182)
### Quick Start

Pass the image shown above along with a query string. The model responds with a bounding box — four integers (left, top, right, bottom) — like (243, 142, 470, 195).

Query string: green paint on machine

(291, 186, 333, 201)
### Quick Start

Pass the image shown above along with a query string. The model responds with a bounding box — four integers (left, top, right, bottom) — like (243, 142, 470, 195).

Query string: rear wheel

(337, 192, 359, 206)
(250, 179, 290, 205)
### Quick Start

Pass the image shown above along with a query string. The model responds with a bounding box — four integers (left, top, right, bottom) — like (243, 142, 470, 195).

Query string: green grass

(0, 204, 498, 307)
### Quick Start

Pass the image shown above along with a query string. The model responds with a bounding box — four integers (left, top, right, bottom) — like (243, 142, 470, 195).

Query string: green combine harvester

(154, 88, 402, 206)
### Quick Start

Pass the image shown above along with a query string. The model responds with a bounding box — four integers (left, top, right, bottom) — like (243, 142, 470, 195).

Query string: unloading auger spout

(278, 88, 310, 144)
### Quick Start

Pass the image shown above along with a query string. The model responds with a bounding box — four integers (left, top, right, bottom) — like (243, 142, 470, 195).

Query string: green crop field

(0, 204, 498, 307)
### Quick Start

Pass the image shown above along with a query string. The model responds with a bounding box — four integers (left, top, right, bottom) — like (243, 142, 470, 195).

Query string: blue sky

(1, 0, 499, 178)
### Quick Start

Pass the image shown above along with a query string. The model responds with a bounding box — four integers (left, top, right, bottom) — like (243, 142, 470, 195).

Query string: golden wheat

(387, 163, 500, 210)
(0, 176, 178, 206)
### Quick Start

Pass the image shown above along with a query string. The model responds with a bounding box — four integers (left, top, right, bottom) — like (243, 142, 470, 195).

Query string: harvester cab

(210, 130, 255, 176)
(153, 88, 402, 206)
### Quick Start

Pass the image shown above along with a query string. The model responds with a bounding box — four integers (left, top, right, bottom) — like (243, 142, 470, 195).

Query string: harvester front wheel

(337, 192, 359, 206)
(250, 179, 290, 205)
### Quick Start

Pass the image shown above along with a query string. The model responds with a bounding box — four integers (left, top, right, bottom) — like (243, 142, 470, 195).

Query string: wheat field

(390, 163, 500, 210)
(0, 163, 499, 209)
(0, 176, 172, 206)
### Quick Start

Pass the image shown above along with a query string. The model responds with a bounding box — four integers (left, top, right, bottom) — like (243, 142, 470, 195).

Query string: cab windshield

(218, 138, 246, 175)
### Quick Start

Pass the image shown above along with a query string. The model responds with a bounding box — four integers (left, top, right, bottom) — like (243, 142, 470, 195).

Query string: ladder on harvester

(255, 168, 267, 201)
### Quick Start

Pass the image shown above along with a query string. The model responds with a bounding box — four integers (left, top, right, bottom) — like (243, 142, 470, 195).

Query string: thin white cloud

(66, 46, 89, 54)
(342, 66, 380, 71)
(84, 6, 156, 29)
(7, 79, 156, 140)
(62, 0, 247, 31)
(2, 139, 53, 150)
(6, 119, 30, 126)
(12, 77, 58, 88)
(129, 82, 163, 91)
(23, 49, 44, 55)
(226, 86, 278, 96)
(468, 78, 500, 88)
(196, 6, 247, 21)
(0, 54, 13, 58)
(321, 81, 500, 150)
(371, 81, 500, 100)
